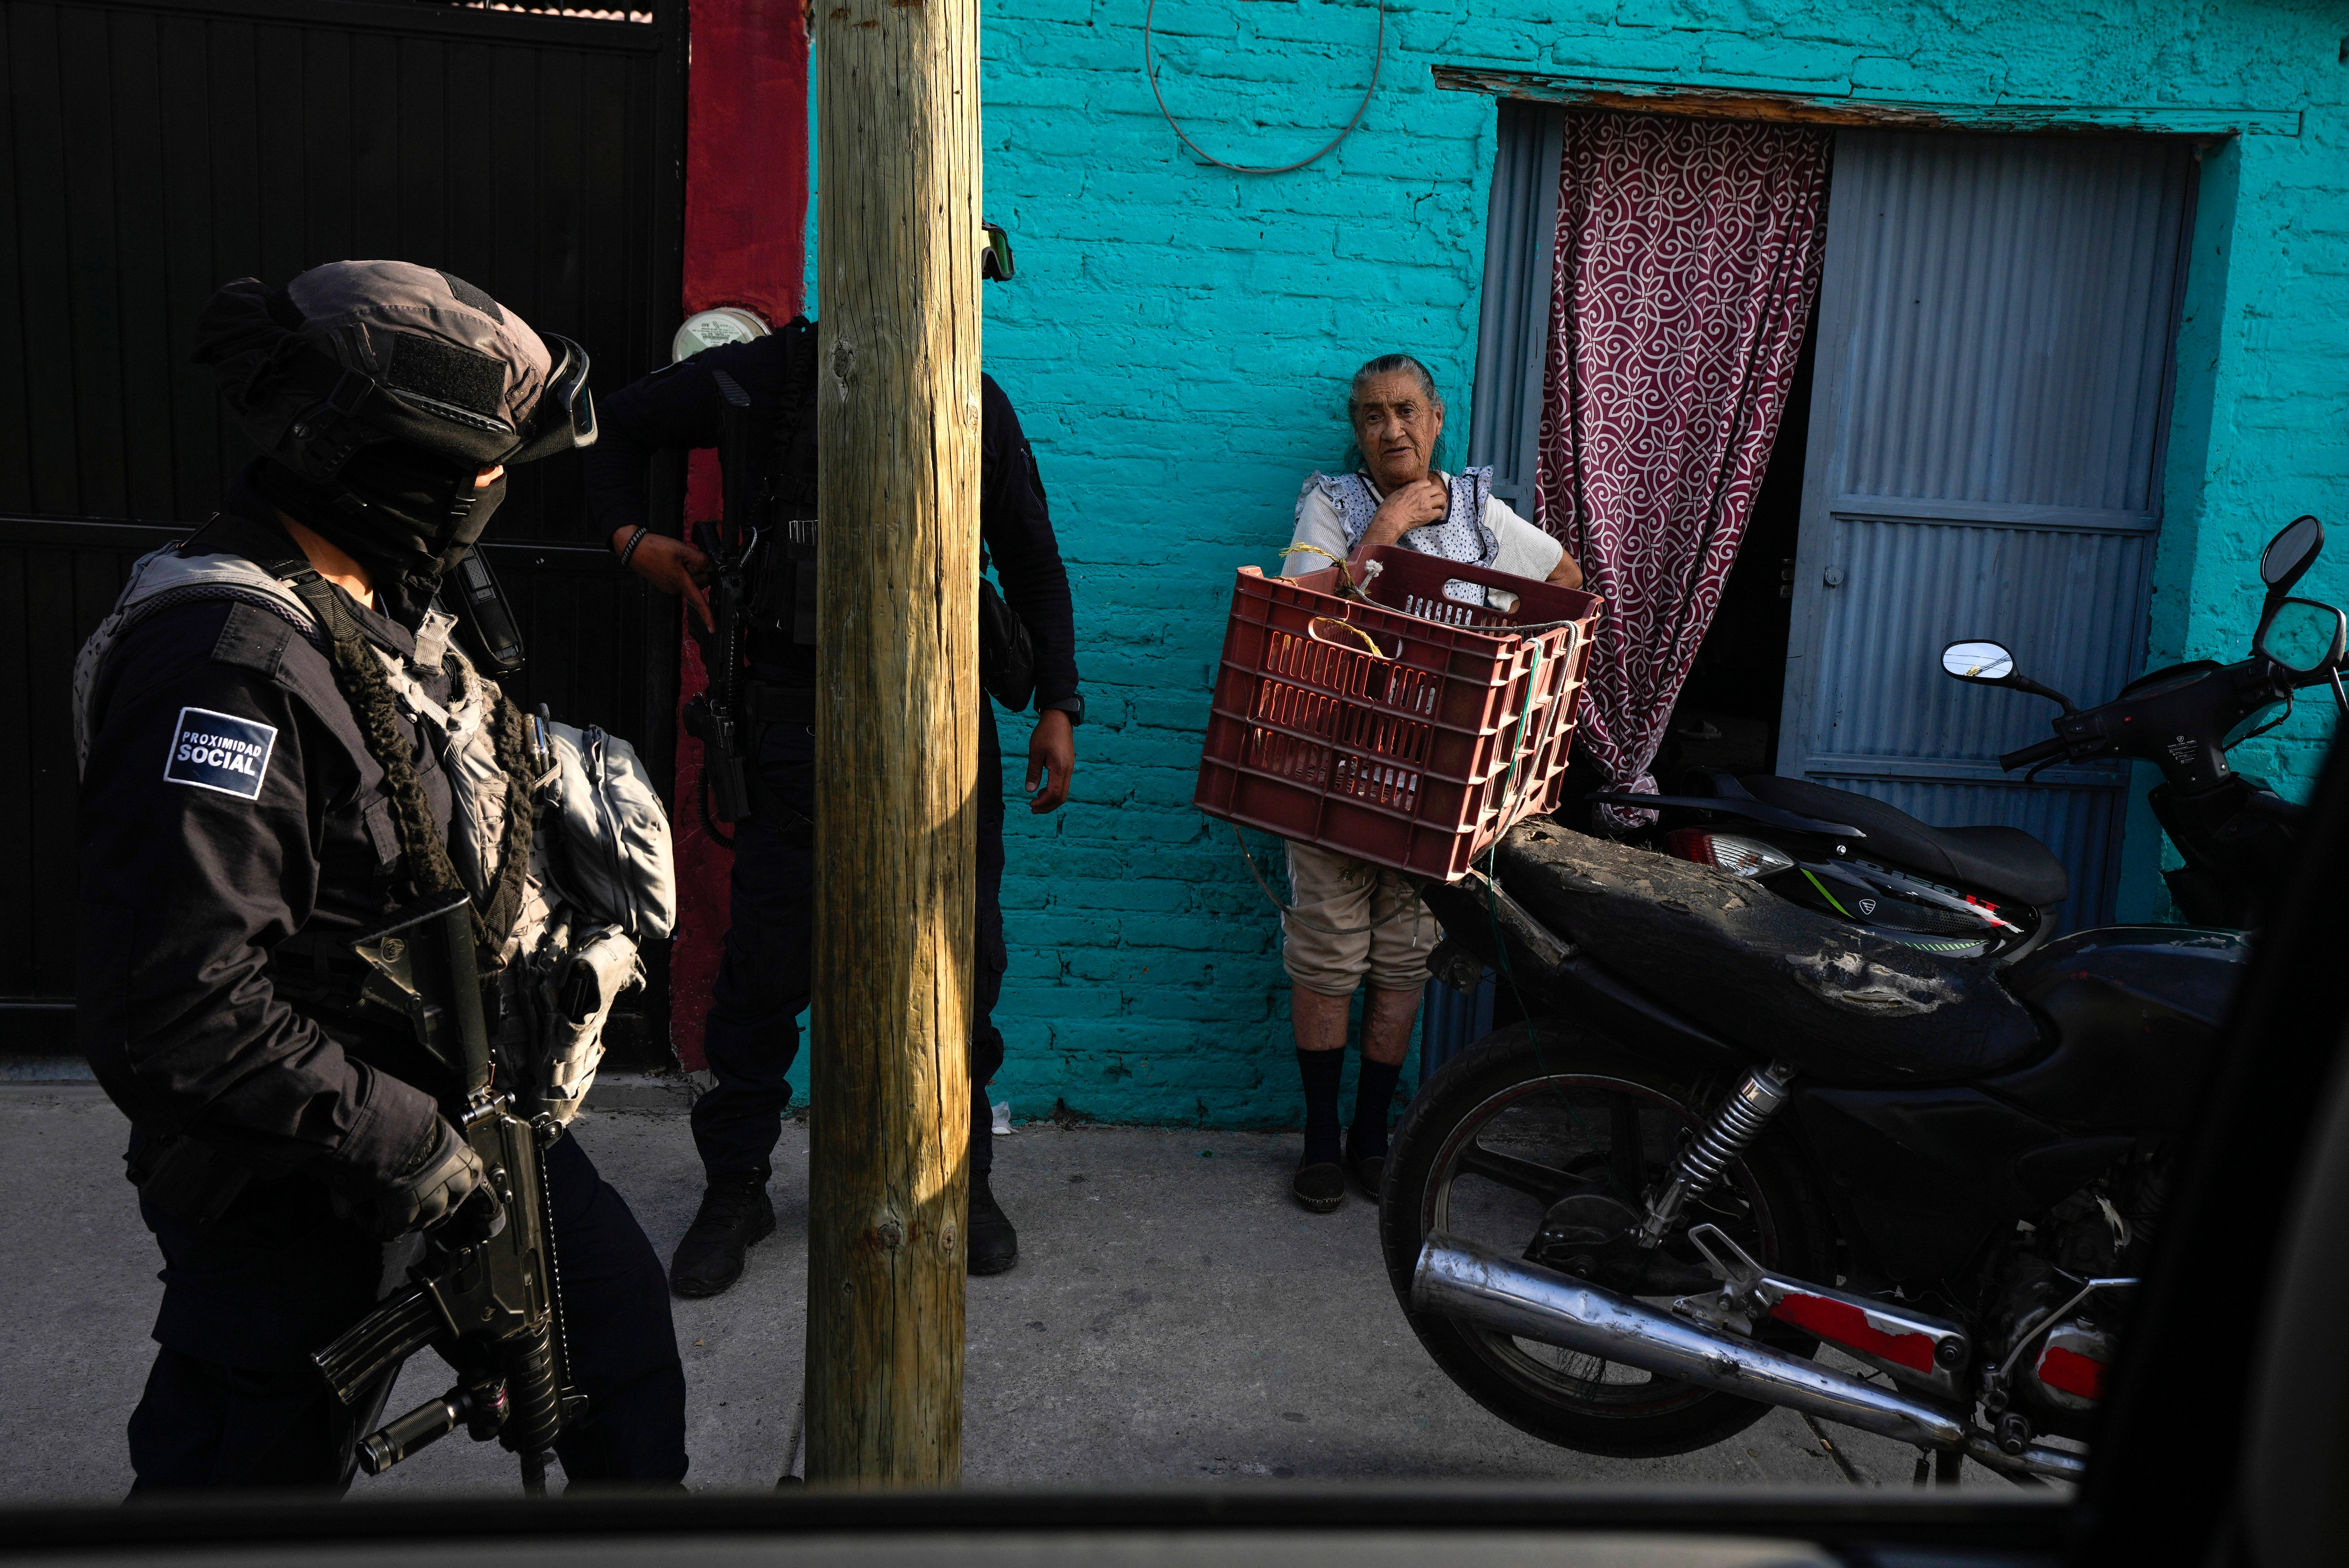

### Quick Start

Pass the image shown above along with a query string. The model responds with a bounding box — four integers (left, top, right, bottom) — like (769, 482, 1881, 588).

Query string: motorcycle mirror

(2255, 597, 2349, 683)
(1941, 638, 2079, 712)
(2261, 515, 2323, 592)
(1942, 640, 2017, 683)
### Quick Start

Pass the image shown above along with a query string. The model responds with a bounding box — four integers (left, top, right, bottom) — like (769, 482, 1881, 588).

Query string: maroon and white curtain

(1533, 111, 1832, 814)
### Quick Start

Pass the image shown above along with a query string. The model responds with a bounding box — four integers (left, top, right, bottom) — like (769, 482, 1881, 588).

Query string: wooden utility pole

(803, 0, 983, 1490)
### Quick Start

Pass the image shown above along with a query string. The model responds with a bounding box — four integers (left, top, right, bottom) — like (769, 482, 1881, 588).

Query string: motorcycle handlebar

(2001, 735, 2071, 771)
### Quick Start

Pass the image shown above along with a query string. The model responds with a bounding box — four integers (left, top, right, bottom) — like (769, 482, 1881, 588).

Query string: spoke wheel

(1380, 1019, 1831, 1458)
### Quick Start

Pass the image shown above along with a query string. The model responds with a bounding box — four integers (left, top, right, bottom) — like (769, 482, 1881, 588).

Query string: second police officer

(585, 302, 1082, 1294)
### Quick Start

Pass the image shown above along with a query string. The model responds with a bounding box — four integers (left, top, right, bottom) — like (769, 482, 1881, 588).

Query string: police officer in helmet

(76, 261, 687, 1491)
(586, 287, 1081, 1294)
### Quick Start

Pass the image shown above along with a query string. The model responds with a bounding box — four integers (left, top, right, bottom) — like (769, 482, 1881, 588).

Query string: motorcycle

(1575, 516, 2340, 945)
(1384, 515, 2341, 1479)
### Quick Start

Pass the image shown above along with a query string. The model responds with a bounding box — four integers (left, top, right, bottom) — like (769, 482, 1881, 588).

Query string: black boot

(967, 1171, 1019, 1275)
(668, 1170, 776, 1299)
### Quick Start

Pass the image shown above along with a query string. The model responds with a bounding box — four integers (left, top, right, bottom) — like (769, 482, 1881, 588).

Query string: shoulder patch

(164, 706, 278, 800)
(210, 601, 297, 679)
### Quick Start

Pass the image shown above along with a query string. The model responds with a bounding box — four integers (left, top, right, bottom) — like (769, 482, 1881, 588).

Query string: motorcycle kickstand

(1912, 1448, 1965, 1486)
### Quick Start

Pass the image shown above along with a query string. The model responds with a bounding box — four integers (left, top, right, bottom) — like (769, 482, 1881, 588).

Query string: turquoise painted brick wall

(2121, 112, 2349, 916)
(815, 0, 2349, 1123)
(977, 0, 1495, 1128)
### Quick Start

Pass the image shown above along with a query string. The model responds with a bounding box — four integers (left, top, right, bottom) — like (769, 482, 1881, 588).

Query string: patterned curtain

(1533, 111, 1832, 814)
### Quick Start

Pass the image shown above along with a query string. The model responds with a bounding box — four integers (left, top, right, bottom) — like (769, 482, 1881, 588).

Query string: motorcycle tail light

(1664, 829, 1794, 880)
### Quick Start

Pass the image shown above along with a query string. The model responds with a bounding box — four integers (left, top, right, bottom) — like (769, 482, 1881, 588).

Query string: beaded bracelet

(616, 525, 651, 570)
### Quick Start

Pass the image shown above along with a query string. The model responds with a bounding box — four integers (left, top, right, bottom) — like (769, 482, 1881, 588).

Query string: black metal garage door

(0, 0, 687, 1051)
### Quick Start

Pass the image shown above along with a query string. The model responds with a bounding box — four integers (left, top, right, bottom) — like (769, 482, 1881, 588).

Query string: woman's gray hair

(1347, 353, 1443, 417)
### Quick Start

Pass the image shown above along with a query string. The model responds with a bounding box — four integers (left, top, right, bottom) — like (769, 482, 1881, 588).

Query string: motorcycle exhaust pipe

(1414, 1234, 1967, 1451)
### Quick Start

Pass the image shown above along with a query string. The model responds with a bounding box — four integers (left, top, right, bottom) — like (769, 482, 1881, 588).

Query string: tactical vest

(710, 336, 821, 662)
(73, 539, 674, 1128)
(706, 331, 1034, 706)
(73, 543, 519, 899)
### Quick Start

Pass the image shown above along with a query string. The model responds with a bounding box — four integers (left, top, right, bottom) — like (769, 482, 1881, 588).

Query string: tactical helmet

(193, 261, 595, 610)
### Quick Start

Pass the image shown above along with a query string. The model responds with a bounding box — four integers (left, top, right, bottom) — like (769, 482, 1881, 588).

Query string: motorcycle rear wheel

(1380, 1019, 1833, 1458)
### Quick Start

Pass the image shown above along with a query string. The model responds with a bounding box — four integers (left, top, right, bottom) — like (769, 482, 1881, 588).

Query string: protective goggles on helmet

(509, 335, 597, 463)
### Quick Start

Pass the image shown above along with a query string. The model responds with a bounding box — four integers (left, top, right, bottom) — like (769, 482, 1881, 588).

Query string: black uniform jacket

(77, 486, 454, 1195)
(581, 327, 1081, 713)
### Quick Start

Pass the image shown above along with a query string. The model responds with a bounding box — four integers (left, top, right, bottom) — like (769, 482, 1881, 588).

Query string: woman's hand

(612, 527, 715, 632)
(1025, 709, 1075, 814)
(1361, 476, 1449, 551)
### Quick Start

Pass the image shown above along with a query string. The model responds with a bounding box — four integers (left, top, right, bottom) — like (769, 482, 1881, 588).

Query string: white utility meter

(671, 306, 770, 363)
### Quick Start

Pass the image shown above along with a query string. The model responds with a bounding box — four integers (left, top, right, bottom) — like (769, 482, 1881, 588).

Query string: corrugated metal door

(0, 0, 686, 1037)
(1434, 98, 1566, 1066)
(1777, 130, 2195, 933)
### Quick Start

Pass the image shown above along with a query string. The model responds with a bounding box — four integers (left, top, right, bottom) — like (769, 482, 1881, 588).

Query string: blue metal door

(1776, 129, 2195, 932)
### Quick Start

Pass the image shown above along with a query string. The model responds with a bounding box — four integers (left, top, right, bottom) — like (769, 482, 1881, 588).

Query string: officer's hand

(1026, 709, 1075, 814)
(613, 527, 715, 633)
(362, 1117, 489, 1241)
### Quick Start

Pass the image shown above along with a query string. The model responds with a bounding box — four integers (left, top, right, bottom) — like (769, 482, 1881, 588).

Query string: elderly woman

(1276, 353, 1581, 1213)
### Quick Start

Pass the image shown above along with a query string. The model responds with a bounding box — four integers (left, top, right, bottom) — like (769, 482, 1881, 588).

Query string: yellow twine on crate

(1278, 544, 1394, 659)
(1308, 616, 1392, 660)
(1278, 542, 1371, 599)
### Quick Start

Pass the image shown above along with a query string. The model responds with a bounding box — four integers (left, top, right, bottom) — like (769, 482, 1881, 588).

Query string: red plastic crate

(1193, 545, 1603, 881)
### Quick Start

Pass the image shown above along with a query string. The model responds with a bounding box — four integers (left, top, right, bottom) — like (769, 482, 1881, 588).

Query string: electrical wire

(1142, 0, 1385, 176)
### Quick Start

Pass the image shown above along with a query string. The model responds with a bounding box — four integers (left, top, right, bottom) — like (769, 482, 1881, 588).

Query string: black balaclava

(251, 448, 507, 627)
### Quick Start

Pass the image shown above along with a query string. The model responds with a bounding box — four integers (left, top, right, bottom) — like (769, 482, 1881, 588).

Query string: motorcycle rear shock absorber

(1636, 1062, 1795, 1248)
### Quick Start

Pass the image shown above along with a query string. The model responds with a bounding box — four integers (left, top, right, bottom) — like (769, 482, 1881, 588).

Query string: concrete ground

(0, 1082, 2016, 1501)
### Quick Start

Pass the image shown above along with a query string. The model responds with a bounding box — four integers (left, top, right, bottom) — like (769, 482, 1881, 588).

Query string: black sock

(1350, 1057, 1404, 1162)
(1296, 1049, 1344, 1166)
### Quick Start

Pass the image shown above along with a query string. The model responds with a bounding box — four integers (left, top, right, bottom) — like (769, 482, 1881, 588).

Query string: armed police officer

(75, 262, 688, 1492)
(585, 309, 1081, 1292)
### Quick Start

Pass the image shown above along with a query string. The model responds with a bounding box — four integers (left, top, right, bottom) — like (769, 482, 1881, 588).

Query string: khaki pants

(1280, 842, 1438, 997)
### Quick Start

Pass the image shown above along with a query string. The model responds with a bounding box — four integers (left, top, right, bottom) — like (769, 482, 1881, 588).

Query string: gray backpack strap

(71, 518, 326, 775)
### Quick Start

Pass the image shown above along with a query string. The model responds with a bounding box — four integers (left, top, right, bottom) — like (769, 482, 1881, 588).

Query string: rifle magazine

(313, 1283, 443, 1407)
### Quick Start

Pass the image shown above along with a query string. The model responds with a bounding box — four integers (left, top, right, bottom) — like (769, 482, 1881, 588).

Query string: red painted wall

(669, 0, 810, 1073)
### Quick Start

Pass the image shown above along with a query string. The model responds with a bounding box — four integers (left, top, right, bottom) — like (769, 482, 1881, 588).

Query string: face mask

(252, 453, 502, 627)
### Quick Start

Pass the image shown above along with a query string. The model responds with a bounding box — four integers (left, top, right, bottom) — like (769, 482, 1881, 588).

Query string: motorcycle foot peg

(357, 1387, 476, 1476)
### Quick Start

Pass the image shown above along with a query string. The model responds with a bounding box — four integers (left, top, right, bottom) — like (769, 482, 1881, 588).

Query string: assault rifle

(680, 366, 819, 829)
(310, 889, 581, 1494)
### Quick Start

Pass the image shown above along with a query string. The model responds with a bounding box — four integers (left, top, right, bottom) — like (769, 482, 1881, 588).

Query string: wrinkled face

(1350, 371, 1444, 491)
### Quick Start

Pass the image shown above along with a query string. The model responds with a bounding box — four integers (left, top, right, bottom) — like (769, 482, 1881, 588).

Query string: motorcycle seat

(1738, 775, 2071, 909)
(1488, 824, 2047, 1085)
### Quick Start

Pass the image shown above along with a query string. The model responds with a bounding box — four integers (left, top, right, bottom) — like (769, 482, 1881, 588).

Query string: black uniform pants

(694, 704, 1009, 1181)
(126, 1131, 687, 1494)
